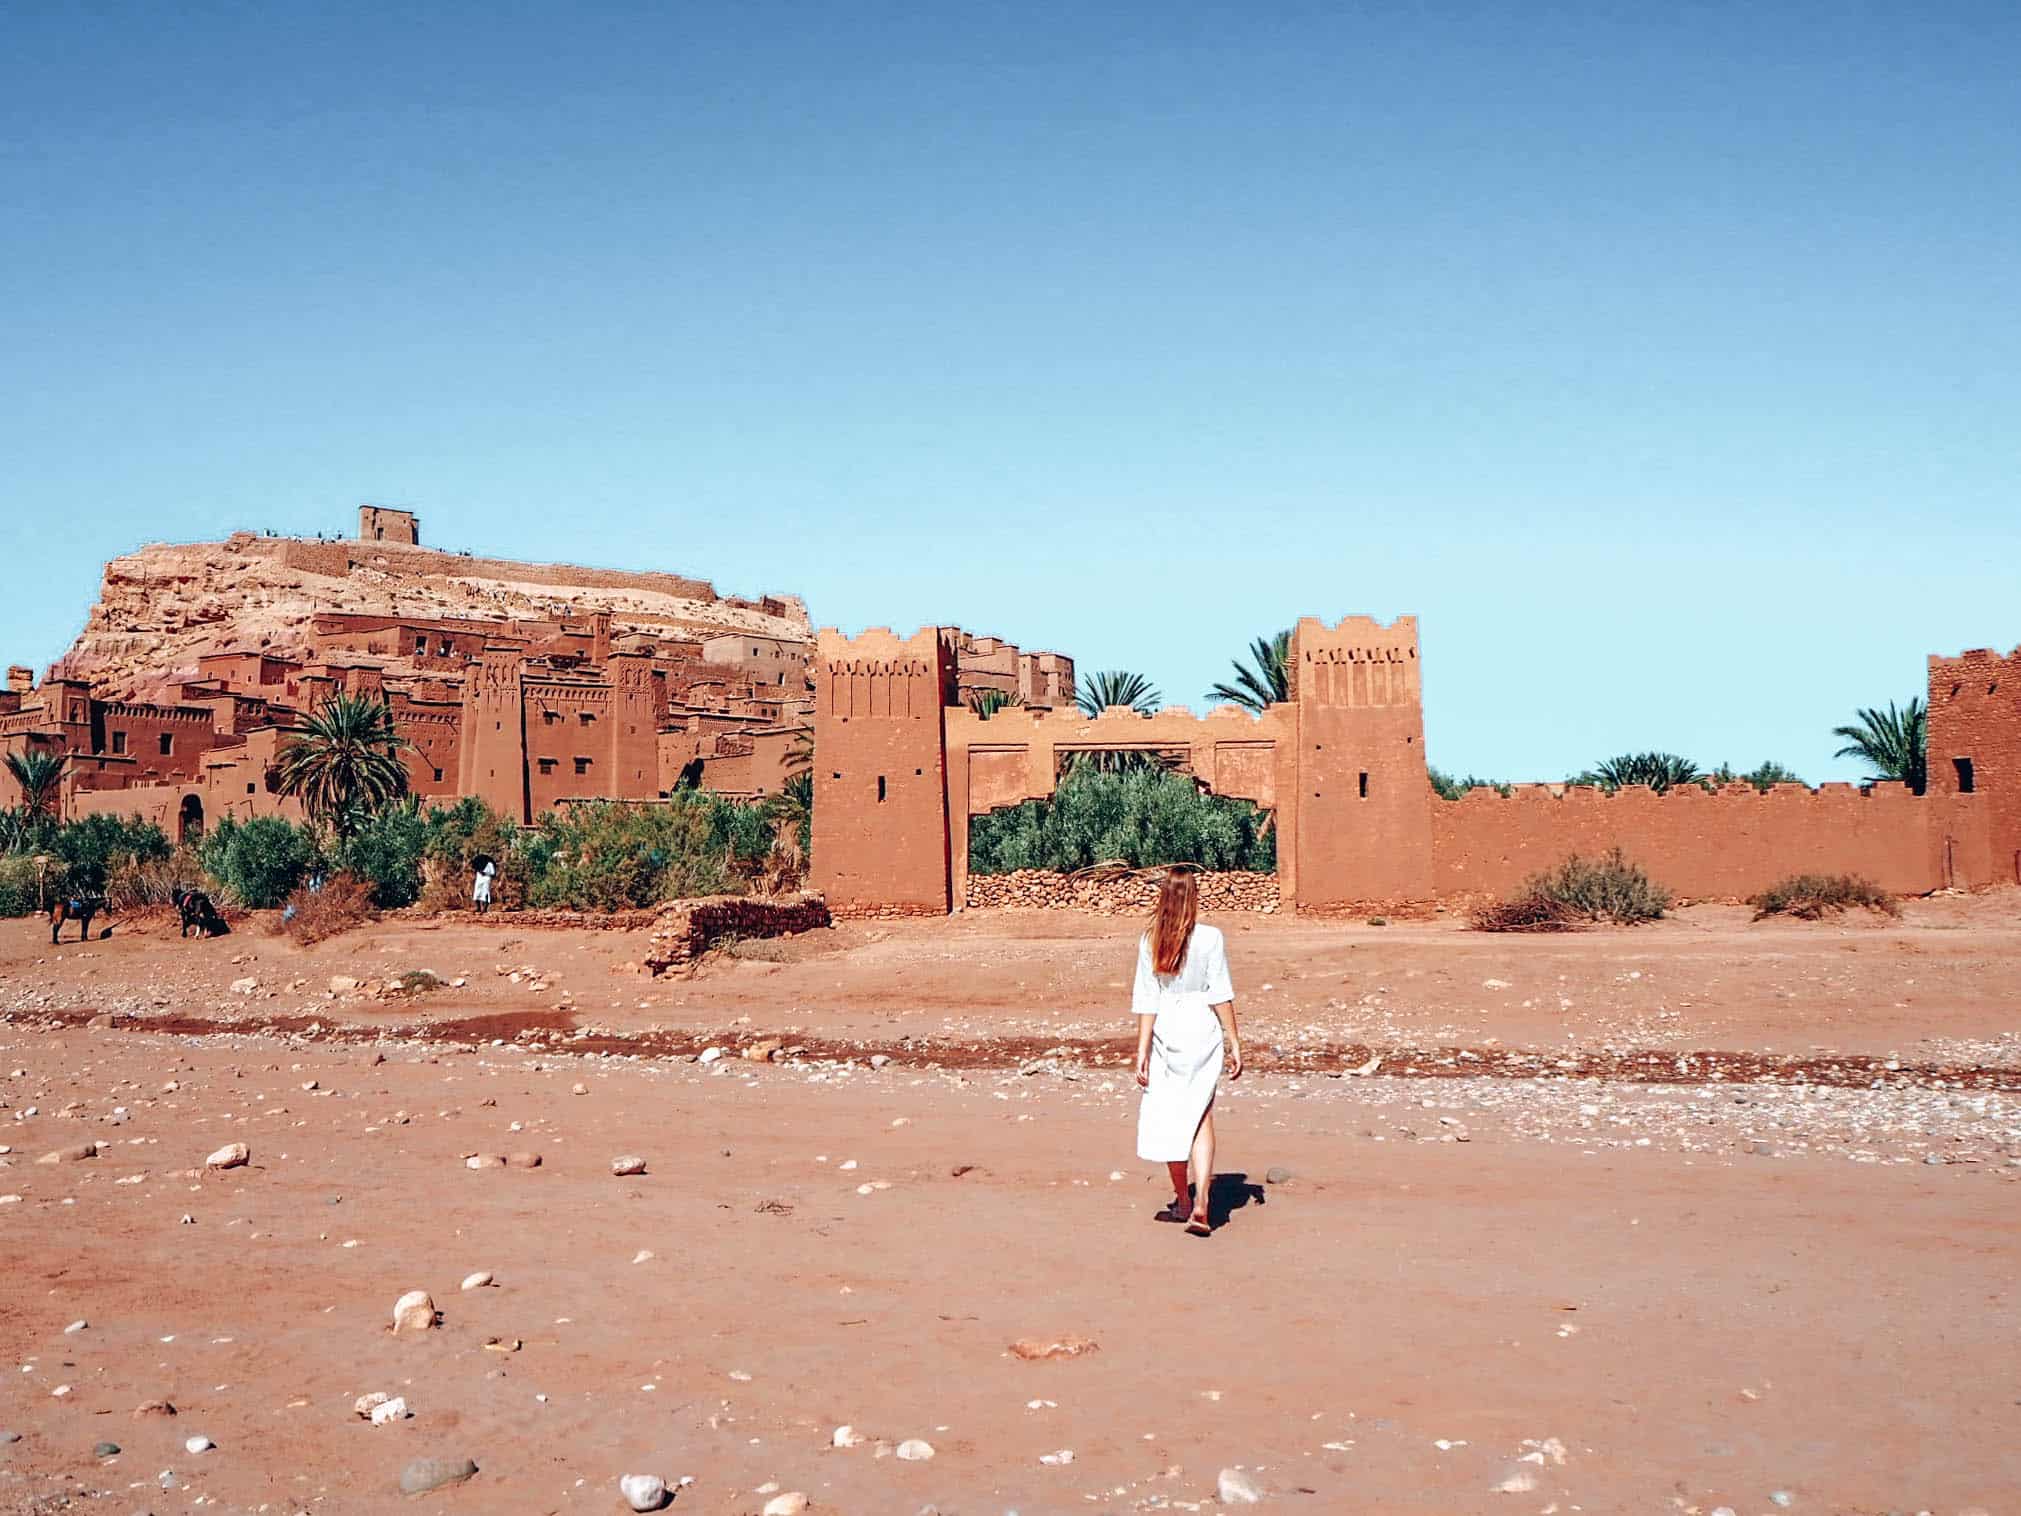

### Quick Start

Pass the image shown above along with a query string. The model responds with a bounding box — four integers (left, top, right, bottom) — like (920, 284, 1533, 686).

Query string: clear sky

(4, 2, 2016, 783)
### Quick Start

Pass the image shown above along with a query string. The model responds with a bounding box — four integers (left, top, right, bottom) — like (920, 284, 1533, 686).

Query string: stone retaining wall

(644, 892, 833, 974)
(964, 870, 1279, 914)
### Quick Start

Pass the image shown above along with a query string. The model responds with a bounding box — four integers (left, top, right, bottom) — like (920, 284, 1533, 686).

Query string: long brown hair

(1149, 869, 1199, 975)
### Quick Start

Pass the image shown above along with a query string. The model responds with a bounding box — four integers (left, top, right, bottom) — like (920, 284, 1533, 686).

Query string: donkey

(172, 884, 230, 938)
(49, 892, 108, 944)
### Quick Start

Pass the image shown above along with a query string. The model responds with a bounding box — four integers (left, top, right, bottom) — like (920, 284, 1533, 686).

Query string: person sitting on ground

(470, 853, 497, 914)
(1133, 868, 1242, 1237)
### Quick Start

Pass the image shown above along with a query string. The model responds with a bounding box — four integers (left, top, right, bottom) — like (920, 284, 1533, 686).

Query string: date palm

(1833, 698, 1926, 794)
(273, 694, 411, 833)
(1076, 670, 1161, 717)
(4, 750, 66, 818)
(1207, 630, 1291, 714)
(1583, 752, 1702, 794)
(967, 688, 1025, 719)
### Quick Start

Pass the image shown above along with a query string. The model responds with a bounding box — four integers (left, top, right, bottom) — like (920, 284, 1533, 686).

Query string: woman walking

(1133, 869, 1241, 1236)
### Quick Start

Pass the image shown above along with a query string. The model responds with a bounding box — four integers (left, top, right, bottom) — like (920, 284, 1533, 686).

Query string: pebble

(392, 1289, 437, 1333)
(184, 1435, 214, 1454)
(1217, 1467, 1264, 1504)
(399, 1455, 479, 1495)
(762, 1494, 810, 1516)
(93, 1441, 121, 1458)
(39, 1143, 97, 1164)
(895, 1438, 935, 1461)
(1265, 1165, 1294, 1184)
(698, 1047, 725, 1064)
(506, 1152, 542, 1169)
(460, 1271, 495, 1291)
(132, 1400, 176, 1420)
(370, 1396, 411, 1425)
(611, 1155, 648, 1176)
(63, 1319, 87, 1334)
(833, 1424, 866, 1447)
(354, 1392, 391, 1418)
(619, 1473, 668, 1511)
(1040, 1448, 1075, 1465)
(466, 1154, 505, 1169)
(1770, 1494, 1794, 1509)
(0, 1430, 18, 1444)
(205, 1143, 249, 1170)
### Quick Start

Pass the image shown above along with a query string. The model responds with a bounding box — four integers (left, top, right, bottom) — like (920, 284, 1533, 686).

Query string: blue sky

(4, 1, 2016, 782)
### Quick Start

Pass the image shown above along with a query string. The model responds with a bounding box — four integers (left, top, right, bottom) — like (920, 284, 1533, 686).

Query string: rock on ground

(399, 1455, 478, 1495)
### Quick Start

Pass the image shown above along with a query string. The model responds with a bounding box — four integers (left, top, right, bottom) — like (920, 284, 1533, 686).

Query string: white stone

(63, 1320, 86, 1334)
(1217, 1467, 1265, 1504)
(632, 1249, 654, 1264)
(895, 1439, 935, 1461)
(460, 1271, 494, 1292)
(832, 1424, 865, 1447)
(1040, 1448, 1075, 1464)
(611, 1154, 647, 1176)
(353, 1391, 391, 1417)
(184, 1434, 214, 1454)
(762, 1494, 810, 1516)
(370, 1396, 410, 1425)
(230, 977, 258, 994)
(391, 1289, 436, 1333)
(619, 1472, 668, 1511)
(698, 1047, 725, 1065)
(328, 976, 358, 994)
(205, 1143, 249, 1169)
(1493, 1465, 1538, 1493)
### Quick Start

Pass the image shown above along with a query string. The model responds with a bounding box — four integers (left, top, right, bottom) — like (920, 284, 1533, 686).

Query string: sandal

(1185, 1214, 1213, 1237)
(1156, 1199, 1191, 1223)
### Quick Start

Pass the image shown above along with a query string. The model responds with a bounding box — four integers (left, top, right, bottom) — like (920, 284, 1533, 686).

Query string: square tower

(357, 505, 420, 545)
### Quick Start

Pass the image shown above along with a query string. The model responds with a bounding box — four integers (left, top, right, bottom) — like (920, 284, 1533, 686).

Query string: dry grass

(278, 872, 375, 945)
(1472, 848, 1672, 932)
(1750, 873, 1900, 921)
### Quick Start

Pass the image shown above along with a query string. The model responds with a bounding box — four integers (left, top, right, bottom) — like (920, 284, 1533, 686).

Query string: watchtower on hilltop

(357, 505, 420, 546)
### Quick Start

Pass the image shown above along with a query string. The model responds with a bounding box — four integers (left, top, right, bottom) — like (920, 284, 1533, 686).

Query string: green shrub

(0, 805, 58, 857)
(524, 794, 771, 910)
(968, 766, 1276, 875)
(200, 815, 319, 909)
(1473, 847, 1672, 931)
(0, 854, 48, 917)
(1429, 767, 1512, 800)
(53, 814, 171, 893)
(1702, 761, 1808, 793)
(1750, 873, 1899, 921)
(419, 796, 527, 909)
(335, 800, 428, 908)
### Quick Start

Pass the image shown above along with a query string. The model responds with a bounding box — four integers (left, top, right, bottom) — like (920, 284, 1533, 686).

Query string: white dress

(1133, 925, 1235, 1162)
(472, 862, 495, 905)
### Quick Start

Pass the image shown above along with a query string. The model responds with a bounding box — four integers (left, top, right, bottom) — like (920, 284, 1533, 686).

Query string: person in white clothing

(471, 854, 497, 914)
(1133, 869, 1242, 1236)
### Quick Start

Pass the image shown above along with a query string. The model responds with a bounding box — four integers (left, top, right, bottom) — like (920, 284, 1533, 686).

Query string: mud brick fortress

(5, 508, 2017, 916)
(0, 508, 1070, 839)
(808, 620, 2021, 917)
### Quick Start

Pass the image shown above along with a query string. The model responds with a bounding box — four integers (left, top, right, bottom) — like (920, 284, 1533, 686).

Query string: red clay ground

(1, 894, 2017, 1514)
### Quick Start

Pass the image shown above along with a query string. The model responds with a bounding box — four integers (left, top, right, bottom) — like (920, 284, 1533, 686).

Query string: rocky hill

(51, 530, 811, 700)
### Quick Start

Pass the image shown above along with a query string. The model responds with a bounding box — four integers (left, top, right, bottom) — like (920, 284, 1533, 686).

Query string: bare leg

(1188, 1109, 1216, 1226)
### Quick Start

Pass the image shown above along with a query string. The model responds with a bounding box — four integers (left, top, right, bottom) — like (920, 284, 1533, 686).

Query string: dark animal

(172, 885, 230, 938)
(50, 893, 108, 944)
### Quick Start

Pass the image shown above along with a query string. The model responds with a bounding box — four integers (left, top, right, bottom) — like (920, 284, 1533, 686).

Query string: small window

(877, 775, 887, 802)
(414, 637, 427, 655)
(1358, 771, 1369, 798)
(575, 757, 590, 775)
(432, 767, 443, 782)
(1955, 757, 1976, 793)
(110, 731, 127, 755)
(542, 710, 560, 725)
(438, 640, 450, 656)
(246, 782, 255, 794)
(579, 711, 594, 725)
(538, 758, 557, 774)
(160, 733, 174, 756)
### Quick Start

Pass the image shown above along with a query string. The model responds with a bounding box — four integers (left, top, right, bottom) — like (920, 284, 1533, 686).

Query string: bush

(201, 815, 319, 909)
(1750, 873, 1899, 921)
(525, 795, 773, 911)
(1429, 768, 1512, 800)
(335, 801, 428, 908)
(103, 847, 209, 913)
(969, 766, 1276, 875)
(1472, 848, 1672, 931)
(53, 814, 171, 894)
(280, 871, 374, 945)
(0, 854, 49, 917)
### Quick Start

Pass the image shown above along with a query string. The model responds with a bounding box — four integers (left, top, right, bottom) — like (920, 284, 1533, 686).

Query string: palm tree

(273, 694, 411, 833)
(967, 688, 1025, 719)
(1581, 752, 1702, 794)
(1076, 670, 1161, 718)
(782, 725, 813, 780)
(1833, 698, 1926, 793)
(763, 770, 814, 860)
(1207, 630, 1291, 714)
(4, 749, 66, 818)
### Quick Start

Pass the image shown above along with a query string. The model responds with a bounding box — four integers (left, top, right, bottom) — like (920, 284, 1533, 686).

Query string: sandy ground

(2, 895, 2018, 1515)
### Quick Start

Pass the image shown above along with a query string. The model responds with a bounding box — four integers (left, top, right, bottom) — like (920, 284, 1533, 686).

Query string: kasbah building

(3, 505, 2018, 918)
